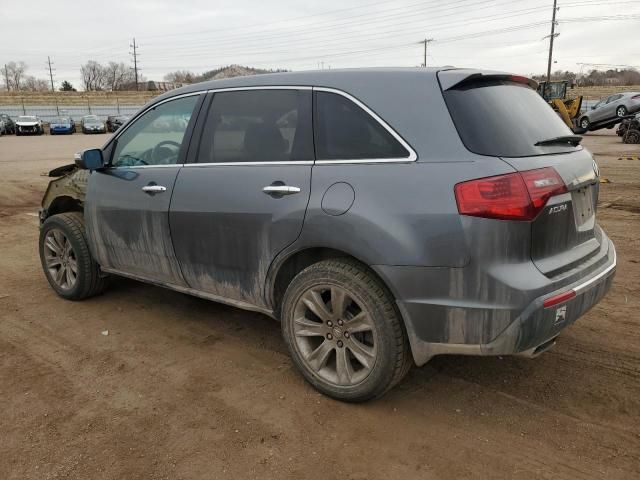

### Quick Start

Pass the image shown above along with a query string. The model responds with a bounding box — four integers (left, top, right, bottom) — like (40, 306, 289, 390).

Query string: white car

(15, 115, 44, 136)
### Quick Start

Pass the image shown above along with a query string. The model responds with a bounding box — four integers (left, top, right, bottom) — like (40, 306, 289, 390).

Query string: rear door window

(314, 91, 410, 160)
(198, 89, 314, 163)
(442, 78, 581, 158)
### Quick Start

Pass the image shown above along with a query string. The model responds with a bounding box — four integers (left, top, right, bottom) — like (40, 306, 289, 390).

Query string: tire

(624, 129, 640, 144)
(281, 259, 412, 402)
(579, 117, 590, 130)
(39, 212, 107, 300)
(616, 106, 627, 117)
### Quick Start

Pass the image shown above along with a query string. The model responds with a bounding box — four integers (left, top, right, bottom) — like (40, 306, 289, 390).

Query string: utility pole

(46, 56, 55, 92)
(130, 38, 140, 91)
(545, 0, 559, 85)
(3, 64, 10, 91)
(419, 38, 434, 67)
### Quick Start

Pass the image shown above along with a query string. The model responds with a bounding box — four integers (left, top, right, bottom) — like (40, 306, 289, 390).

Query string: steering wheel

(151, 140, 181, 164)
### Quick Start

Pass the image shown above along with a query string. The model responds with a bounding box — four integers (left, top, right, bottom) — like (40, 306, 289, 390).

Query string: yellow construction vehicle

(537, 80, 585, 133)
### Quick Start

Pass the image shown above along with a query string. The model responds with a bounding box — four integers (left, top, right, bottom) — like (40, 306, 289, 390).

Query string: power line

(130, 38, 140, 91)
(545, 0, 559, 85)
(3, 64, 10, 91)
(46, 56, 56, 92)
(419, 38, 434, 67)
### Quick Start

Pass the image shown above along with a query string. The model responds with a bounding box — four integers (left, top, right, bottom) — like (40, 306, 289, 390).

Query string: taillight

(632, 94, 640, 100)
(455, 167, 567, 221)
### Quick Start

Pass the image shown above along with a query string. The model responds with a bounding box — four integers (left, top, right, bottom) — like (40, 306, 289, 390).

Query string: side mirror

(75, 148, 105, 170)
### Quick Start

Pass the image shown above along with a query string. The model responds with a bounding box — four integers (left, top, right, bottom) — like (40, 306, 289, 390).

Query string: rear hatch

(439, 71, 601, 278)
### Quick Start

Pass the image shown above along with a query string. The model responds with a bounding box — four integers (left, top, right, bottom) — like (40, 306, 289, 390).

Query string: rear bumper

(374, 238, 616, 366)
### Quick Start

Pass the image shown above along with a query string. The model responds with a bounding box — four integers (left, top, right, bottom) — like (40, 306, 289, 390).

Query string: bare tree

(6, 61, 27, 90)
(80, 61, 106, 91)
(104, 61, 134, 91)
(164, 70, 196, 84)
(21, 76, 50, 92)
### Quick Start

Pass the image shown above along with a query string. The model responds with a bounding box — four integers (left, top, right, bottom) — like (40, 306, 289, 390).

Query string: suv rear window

(443, 79, 581, 158)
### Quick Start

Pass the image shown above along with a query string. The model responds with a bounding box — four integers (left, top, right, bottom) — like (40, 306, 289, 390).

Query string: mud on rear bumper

(376, 239, 616, 366)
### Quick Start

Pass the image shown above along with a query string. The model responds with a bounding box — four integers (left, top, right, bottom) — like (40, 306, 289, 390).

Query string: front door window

(112, 95, 199, 167)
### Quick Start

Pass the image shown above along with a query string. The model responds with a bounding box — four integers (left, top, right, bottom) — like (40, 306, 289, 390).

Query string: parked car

(579, 91, 640, 130)
(15, 115, 44, 135)
(49, 116, 76, 135)
(106, 115, 130, 133)
(38, 68, 616, 401)
(0, 113, 16, 134)
(81, 115, 106, 134)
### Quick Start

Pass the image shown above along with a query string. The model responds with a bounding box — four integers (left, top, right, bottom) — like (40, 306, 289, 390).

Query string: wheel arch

(45, 195, 83, 219)
(266, 246, 402, 321)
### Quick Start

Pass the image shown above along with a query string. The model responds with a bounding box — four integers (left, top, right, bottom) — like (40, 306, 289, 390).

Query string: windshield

(18, 116, 37, 122)
(443, 79, 580, 158)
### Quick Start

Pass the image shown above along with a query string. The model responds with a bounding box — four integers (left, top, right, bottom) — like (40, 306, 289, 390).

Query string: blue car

(49, 117, 76, 135)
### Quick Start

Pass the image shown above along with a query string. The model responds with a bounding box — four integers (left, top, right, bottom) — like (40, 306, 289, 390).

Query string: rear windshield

(443, 80, 581, 157)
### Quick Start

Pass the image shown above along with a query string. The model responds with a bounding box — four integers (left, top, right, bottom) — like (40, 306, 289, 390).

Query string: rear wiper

(534, 135, 582, 147)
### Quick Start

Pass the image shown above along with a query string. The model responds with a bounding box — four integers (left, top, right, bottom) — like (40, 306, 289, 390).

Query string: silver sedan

(579, 91, 640, 129)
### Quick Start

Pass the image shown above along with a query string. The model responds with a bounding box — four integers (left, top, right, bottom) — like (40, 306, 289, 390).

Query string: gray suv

(38, 68, 616, 401)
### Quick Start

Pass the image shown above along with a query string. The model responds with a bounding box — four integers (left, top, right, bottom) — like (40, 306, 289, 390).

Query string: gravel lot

(1, 132, 639, 479)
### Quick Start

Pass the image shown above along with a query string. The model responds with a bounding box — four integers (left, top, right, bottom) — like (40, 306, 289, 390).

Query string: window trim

(108, 85, 417, 169)
(313, 87, 417, 164)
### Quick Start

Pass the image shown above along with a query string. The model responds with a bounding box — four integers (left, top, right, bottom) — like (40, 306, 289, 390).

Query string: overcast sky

(1, 0, 638, 90)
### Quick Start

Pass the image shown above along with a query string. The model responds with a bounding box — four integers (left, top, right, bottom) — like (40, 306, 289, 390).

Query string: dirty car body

(40, 68, 616, 400)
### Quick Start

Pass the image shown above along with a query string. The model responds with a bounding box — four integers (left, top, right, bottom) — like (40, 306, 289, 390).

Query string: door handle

(142, 185, 167, 193)
(262, 185, 301, 195)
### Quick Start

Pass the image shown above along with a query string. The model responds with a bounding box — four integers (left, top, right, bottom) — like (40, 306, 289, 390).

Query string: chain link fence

(0, 103, 144, 123)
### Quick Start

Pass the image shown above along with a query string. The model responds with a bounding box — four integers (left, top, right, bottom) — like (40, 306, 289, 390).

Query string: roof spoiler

(439, 71, 538, 91)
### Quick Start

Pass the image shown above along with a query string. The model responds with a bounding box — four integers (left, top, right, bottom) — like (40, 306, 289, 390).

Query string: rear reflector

(543, 290, 576, 308)
(455, 167, 567, 221)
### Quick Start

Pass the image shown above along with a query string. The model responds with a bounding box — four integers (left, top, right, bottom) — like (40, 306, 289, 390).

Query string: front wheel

(281, 259, 412, 402)
(39, 212, 107, 300)
(616, 106, 628, 117)
(579, 117, 590, 130)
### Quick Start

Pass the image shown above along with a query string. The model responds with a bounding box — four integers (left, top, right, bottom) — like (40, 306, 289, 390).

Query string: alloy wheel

(292, 285, 378, 386)
(43, 229, 78, 290)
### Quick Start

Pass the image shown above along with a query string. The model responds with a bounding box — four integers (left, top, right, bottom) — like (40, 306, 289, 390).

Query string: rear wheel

(39, 212, 107, 300)
(616, 106, 628, 117)
(281, 259, 412, 402)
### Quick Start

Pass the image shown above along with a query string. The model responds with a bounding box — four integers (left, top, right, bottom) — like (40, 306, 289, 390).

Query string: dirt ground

(0, 131, 639, 480)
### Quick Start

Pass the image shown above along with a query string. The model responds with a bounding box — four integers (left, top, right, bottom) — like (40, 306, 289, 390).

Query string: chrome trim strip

(184, 161, 314, 167)
(111, 164, 181, 170)
(572, 247, 616, 294)
(207, 85, 313, 93)
(315, 158, 415, 165)
(313, 86, 418, 164)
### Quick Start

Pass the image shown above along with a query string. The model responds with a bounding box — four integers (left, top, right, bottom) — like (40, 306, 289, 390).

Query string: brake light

(632, 94, 640, 100)
(455, 167, 567, 221)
